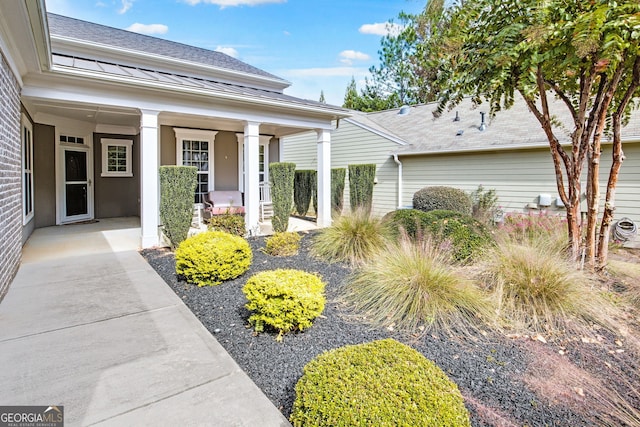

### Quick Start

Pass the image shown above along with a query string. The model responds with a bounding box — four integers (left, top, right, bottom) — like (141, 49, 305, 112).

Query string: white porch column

(317, 129, 332, 228)
(244, 121, 261, 235)
(140, 110, 160, 248)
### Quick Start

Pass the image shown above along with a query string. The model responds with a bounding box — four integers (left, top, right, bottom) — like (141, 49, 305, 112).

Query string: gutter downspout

(393, 154, 403, 209)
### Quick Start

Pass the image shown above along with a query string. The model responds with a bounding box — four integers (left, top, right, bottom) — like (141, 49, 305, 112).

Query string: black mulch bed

(141, 232, 639, 427)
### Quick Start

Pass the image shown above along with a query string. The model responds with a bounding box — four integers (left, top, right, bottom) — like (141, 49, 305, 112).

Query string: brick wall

(0, 49, 22, 300)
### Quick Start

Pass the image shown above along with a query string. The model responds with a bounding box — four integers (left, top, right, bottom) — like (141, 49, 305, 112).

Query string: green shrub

(483, 238, 611, 333)
(331, 168, 346, 214)
(243, 269, 326, 340)
(311, 209, 388, 265)
(311, 170, 318, 214)
(290, 339, 471, 427)
(263, 232, 302, 256)
(294, 170, 315, 216)
(413, 186, 472, 215)
(470, 185, 501, 224)
(270, 162, 296, 232)
(346, 235, 491, 335)
(175, 231, 252, 286)
(159, 166, 198, 248)
(385, 209, 493, 263)
(348, 164, 376, 214)
(207, 213, 245, 236)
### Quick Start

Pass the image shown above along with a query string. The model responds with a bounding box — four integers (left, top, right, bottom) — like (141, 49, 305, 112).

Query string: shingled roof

(354, 96, 640, 155)
(47, 12, 287, 84)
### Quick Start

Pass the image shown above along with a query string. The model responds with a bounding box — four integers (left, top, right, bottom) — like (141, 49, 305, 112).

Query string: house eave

(395, 137, 640, 157)
(46, 64, 349, 119)
(25, 0, 51, 72)
(50, 34, 291, 92)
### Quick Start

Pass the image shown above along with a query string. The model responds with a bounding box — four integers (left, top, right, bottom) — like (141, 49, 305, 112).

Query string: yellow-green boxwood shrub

(291, 339, 471, 427)
(263, 232, 302, 256)
(175, 231, 252, 286)
(243, 269, 325, 338)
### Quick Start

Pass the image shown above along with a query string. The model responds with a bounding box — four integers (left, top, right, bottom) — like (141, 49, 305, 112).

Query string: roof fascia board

(23, 79, 340, 131)
(50, 35, 290, 92)
(344, 117, 408, 146)
(45, 64, 347, 119)
(396, 138, 638, 157)
(25, 0, 51, 71)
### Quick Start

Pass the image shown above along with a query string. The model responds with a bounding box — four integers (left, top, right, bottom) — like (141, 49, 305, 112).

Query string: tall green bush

(294, 170, 315, 216)
(331, 168, 346, 214)
(311, 170, 318, 214)
(348, 164, 376, 213)
(159, 166, 197, 248)
(270, 162, 296, 232)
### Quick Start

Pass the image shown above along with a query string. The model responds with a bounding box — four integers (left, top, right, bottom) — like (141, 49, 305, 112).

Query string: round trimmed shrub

(243, 269, 325, 339)
(413, 186, 472, 215)
(263, 232, 302, 256)
(385, 209, 493, 263)
(175, 231, 252, 286)
(290, 339, 471, 427)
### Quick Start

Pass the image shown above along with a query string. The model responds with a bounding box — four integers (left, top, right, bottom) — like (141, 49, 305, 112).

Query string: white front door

(61, 146, 93, 222)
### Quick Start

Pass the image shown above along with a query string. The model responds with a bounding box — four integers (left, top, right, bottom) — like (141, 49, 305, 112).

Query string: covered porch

(22, 91, 336, 248)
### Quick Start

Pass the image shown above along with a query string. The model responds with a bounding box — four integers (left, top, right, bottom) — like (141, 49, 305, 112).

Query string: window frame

(100, 138, 133, 177)
(174, 128, 217, 204)
(22, 114, 34, 225)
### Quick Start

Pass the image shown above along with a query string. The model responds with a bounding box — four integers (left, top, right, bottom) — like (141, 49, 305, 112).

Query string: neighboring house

(283, 96, 640, 222)
(0, 1, 348, 297)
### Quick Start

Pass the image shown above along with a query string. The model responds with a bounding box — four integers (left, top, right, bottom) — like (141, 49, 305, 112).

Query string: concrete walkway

(0, 218, 290, 427)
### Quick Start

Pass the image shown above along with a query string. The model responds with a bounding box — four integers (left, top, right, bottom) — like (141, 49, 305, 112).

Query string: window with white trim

(101, 139, 133, 177)
(22, 115, 34, 224)
(174, 128, 217, 204)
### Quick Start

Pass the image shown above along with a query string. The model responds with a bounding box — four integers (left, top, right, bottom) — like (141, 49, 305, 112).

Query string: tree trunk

(597, 132, 623, 271)
(566, 199, 582, 261)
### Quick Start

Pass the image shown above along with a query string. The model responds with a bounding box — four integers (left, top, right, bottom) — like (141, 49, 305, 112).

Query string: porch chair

(259, 182, 273, 221)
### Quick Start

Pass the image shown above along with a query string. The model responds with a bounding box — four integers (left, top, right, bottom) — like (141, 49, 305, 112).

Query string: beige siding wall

(401, 142, 640, 222)
(283, 121, 401, 217)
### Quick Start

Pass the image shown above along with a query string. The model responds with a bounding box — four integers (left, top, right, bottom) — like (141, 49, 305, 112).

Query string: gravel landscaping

(142, 232, 640, 427)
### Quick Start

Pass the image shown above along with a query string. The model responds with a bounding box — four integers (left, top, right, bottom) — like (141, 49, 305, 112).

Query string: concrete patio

(0, 218, 290, 426)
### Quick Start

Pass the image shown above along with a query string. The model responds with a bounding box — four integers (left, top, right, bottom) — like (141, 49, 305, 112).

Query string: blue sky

(44, 0, 425, 106)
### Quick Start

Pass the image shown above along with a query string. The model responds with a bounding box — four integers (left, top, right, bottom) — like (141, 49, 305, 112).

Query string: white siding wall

(401, 142, 640, 223)
(282, 121, 401, 217)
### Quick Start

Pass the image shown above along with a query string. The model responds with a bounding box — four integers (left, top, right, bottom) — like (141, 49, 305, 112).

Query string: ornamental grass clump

(290, 339, 471, 427)
(263, 231, 301, 257)
(345, 235, 492, 335)
(175, 231, 252, 286)
(310, 209, 388, 265)
(483, 237, 612, 333)
(243, 269, 326, 340)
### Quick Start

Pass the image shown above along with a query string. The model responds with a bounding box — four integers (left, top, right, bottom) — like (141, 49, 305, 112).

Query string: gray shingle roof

(47, 12, 287, 84)
(357, 95, 640, 155)
(50, 53, 347, 113)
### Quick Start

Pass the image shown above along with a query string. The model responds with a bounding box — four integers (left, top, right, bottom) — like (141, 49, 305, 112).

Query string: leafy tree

(433, 0, 640, 269)
(342, 77, 360, 110)
(319, 90, 326, 103)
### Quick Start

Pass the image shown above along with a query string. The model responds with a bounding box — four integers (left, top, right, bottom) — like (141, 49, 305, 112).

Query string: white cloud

(126, 23, 169, 35)
(183, 0, 286, 7)
(118, 0, 133, 14)
(215, 46, 239, 58)
(359, 22, 404, 37)
(339, 50, 370, 65)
